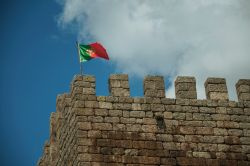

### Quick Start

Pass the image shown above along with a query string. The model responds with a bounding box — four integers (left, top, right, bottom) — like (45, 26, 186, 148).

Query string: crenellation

(38, 74, 250, 166)
(205, 77, 229, 100)
(109, 74, 130, 97)
(144, 76, 165, 98)
(175, 76, 197, 99)
(236, 79, 250, 101)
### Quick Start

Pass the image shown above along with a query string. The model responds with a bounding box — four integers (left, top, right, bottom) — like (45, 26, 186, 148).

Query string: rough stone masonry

(37, 74, 250, 166)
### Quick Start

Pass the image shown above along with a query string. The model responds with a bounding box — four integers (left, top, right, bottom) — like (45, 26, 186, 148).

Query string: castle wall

(38, 74, 250, 166)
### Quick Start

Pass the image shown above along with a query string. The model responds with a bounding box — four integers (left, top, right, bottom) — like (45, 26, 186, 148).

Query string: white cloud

(58, 0, 250, 100)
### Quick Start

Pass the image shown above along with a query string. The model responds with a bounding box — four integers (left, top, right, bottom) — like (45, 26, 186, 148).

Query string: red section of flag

(89, 42, 109, 60)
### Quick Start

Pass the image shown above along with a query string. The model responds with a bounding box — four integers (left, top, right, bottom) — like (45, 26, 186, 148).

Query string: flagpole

(76, 41, 83, 75)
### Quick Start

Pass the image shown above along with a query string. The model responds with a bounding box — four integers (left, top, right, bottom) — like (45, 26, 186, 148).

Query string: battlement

(70, 74, 250, 101)
(38, 74, 250, 166)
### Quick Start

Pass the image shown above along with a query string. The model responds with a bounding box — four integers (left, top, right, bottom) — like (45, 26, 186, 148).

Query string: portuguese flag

(78, 42, 109, 62)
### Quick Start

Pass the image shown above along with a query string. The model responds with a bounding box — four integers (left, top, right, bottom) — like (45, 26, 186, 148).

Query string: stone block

(77, 146, 88, 153)
(230, 145, 242, 152)
(92, 123, 113, 130)
(82, 88, 95, 95)
(218, 144, 230, 152)
(85, 101, 99, 108)
(74, 101, 85, 108)
(112, 148, 124, 155)
(198, 143, 218, 152)
(120, 117, 136, 124)
(173, 112, 185, 120)
(144, 89, 165, 98)
(77, 138, 93, 146)
(156, 134, 173, 142)
(228, 129, 243, 136)
(214, 128, 228, 136)
(161, 98, 176, 104)
(113, 123, 126, 131)
(143, 118, 156, 125)
(74, 108, 94, 116)
(176, 91, 197, 99)
(129, 111, 145, 118)
(161, 158, 176, 165)
(122, 111, 130, 117)
(132, 141, 145, 149)
(104, 117, 120, 123)
(193, 113, 211, 120)
(164, 111, 173, 119)
(243, 129, 250, 136)
(87, 130, 101, 138)
(173, 135, 185, 142)
(109, 109, 122, 117)
(239, 123, 250, 129)
(126, 124, 142, 132)
(104, 155, 122, 163)
(200, 107, 215, 113)
(111, 88, 130, 97)
(99, 102, 112, 109)
(203, 121, 216, 127)
(163, 142, 180, 150)
(77, 153, 92, 162)
(113, 103, 132, 110)
(76, 130, 88, 138)
(145, 111, 153, 118)
(240, 137, 250, 144)
(96, 139, 111, 147)
(203, 136, 224, 143)
(196, 127, 213, 135)
(224, 136, 240, 144)
(77, 122, 92, 130)
(109, 74, 128, 80)
(211, 114, 230, 121)
(216, 152, 227, 159)
(193, 152, 211, 158)
(220, 121, 240, 129)
(183, 121, 203, 127)
(142, 125, 158, 133)
(151, 104, 165, 112)
(131, 103, 141, 110)
(94, 109, 108, 116)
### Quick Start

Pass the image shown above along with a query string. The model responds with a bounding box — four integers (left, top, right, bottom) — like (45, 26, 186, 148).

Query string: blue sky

(1, 0, 250, 165)
(0, 0, 145, 165)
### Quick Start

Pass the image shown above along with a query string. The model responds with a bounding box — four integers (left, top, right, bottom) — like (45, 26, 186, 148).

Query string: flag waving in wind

(78, 42, 109, 62)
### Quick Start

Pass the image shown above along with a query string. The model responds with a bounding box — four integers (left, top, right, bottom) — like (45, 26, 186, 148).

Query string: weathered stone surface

(92, 123, 113, 130)
(164, 111, 173, 119)
(173, 112, 186, 120)
(240, 137, 250, 144)
(236, 79, 250, 101)
(99, 102, 112, 109)
(129, 111, 145, 118)
(193, 151, 211, 158)
(38, 74, 250, 166)
(104, 117, 120, 123)
(95, 109, 108, 116)
(109, 109, 122, 117)
(214, 128, 228, 136)
(225, 136, 240, 144)
(205, 78, 228, 100)
(77, 122, 92, 130)
(176, 91, 197, 99)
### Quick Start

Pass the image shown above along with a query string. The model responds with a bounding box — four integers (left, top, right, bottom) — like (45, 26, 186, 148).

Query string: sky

(0, 0, 250, 166)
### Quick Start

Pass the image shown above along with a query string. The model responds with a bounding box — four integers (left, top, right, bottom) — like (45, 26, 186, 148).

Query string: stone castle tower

(38, 74, 250, 166)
